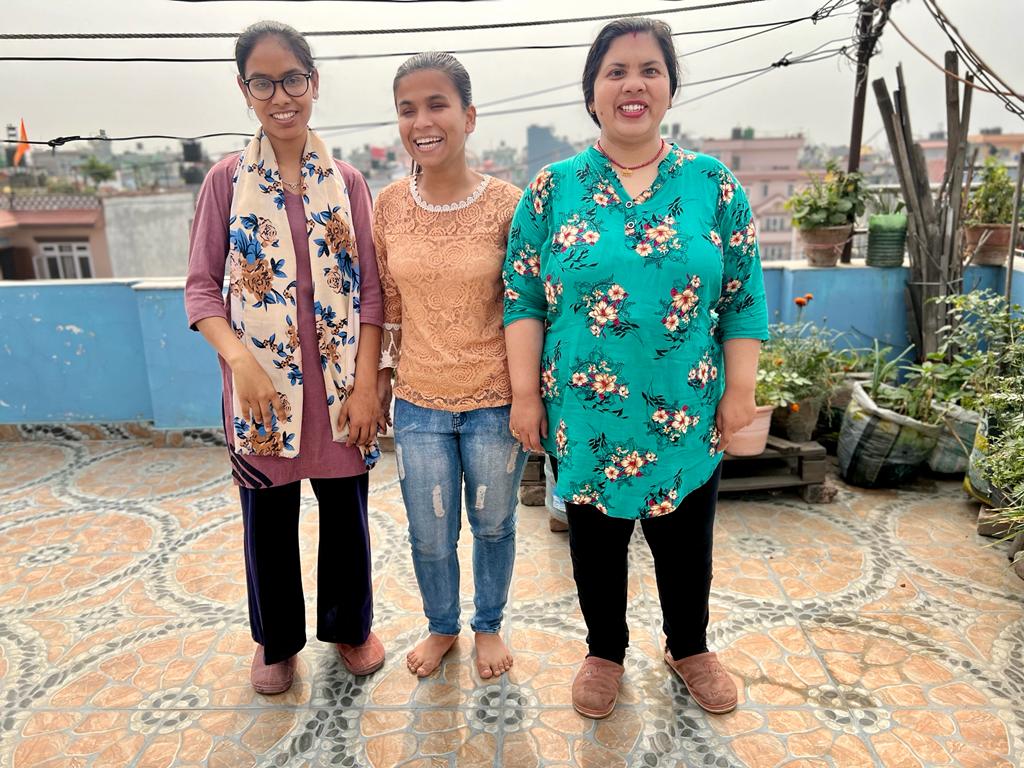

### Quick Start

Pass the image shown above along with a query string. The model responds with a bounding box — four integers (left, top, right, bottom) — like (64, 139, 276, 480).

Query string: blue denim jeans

(393, 399, 529, 635)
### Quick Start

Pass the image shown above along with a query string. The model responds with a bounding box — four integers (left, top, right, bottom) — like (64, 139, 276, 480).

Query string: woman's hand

(376, 369, 394, 433)
(715, 387, 756, 455)
(230, 352, 284, 429)
(509, 392, 548, 453)
(338, 385, 385, 448)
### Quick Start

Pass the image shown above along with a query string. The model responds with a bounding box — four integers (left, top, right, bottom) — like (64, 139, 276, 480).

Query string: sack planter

(838, 382, 942, 487)
(798, 225, 854, 268)
(927, 401, 981, 475)
(725, 405, 774, 457)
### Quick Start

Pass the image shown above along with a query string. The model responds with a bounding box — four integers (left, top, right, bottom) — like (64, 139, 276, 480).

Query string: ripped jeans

(393, 399, 529, 635)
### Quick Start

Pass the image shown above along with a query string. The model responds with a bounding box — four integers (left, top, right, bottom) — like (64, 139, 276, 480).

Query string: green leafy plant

(965, 156, 1020, 225)
(755, 367, 813, 409)
(868, 188, 905, 216)
(785, 160, 867, 230)
(936, 290, 1024, 402)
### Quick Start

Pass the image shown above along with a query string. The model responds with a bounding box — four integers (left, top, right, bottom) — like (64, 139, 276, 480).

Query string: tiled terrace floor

(1, 439, 1023, 767)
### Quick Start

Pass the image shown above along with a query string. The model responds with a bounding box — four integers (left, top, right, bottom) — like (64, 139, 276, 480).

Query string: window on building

(33, 242, 93, 280)
(762, 183, 769, 198)
(787, 184, 795, 195)
(731, 155, 741, 170)
(763, 245, 787, 261)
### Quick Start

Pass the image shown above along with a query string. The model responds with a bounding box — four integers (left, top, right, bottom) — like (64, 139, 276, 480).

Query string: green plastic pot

(867, 213, 907, 268)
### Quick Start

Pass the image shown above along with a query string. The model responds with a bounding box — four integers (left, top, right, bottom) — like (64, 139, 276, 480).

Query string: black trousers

(239, 474, 373, 665)
(556, 460, 721, 665)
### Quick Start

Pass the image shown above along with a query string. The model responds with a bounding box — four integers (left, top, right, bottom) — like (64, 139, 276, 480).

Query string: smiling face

(589, 32, 672, 146)
(395, 68, 476, 171)
(237, 35, 318, 146)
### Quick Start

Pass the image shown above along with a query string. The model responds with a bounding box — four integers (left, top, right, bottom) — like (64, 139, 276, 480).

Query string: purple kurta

(185, 153, 383, 487)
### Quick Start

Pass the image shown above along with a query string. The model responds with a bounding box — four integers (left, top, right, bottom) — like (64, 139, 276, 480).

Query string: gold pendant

(620, 167, 632, 177)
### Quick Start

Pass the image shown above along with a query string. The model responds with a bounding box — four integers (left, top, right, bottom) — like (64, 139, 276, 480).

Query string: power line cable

(0, 0, 772, 40)
(0, 18, 819, 63)
(4, 43, 846, 149)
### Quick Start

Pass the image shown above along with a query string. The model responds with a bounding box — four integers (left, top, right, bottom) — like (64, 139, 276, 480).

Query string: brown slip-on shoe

(548, 516, 569, 532)
(572, 656, 625, 719)
(665, 650, 737, 714)
(337, 631, 385, 676)
(250, 645, 296, 695)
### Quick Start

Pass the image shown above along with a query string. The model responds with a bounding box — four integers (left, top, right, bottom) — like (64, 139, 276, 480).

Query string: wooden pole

(1006, 150, 1023, 304)
(843, 0, 894, 263)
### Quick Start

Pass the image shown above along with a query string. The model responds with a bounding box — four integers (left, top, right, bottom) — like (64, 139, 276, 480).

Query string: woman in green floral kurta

(504, 18, 768, 719)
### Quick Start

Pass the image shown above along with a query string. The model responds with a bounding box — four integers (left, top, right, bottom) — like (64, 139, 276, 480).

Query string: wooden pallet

(720, 436, 835, 502)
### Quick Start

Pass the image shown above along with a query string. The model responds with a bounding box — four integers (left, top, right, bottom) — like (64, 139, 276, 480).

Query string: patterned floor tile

(2, 438, 1023, 768)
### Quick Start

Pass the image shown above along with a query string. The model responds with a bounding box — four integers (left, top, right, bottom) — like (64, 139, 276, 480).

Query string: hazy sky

(5, 0, 1022, 161)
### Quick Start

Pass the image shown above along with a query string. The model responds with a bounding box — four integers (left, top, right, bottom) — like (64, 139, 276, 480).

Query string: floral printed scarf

(227, 128, 363, 459)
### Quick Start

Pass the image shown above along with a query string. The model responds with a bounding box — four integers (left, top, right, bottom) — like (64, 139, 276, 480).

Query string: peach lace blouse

(373, 176, 521, 410)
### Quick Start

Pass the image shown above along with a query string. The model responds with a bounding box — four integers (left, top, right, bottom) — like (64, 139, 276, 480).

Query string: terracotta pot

(963, 223, 1020, 266)
(797, 225, 854, 267)
(725, 405, 774, 457)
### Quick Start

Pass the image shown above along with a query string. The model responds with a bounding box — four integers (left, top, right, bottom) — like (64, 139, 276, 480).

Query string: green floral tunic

(503, 145, 769, 519)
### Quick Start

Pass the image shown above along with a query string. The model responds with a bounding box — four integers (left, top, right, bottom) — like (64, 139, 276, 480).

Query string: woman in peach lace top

(374, 52, 529, 680)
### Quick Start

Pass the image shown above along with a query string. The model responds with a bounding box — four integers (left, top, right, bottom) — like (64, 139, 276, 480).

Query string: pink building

(702, 132, 813, 262)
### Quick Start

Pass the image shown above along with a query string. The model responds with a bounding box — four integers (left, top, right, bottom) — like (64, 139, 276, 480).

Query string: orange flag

(13, 119, 29, 166)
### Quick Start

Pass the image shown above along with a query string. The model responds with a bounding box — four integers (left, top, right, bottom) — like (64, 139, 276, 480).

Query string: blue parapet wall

(0, 280, 154, 423)
(0, 263, 1021, 429)
(134, 280, 222, 429)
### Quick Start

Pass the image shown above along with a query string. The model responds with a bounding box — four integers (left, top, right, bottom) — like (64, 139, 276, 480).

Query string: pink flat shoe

(665, 650, 738, 714)
(572, 656, 624, 719)
(336, 631, 385, 676)
(250, 645, 296, 695)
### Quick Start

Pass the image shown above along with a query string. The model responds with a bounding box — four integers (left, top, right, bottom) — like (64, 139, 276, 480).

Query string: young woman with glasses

(185, 21, 388, 695)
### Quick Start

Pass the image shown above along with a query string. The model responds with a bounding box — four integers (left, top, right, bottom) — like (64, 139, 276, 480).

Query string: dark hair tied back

(235, 20, 315, 76)
(393, 51, 473, 109)
(581, 18, 680, 127)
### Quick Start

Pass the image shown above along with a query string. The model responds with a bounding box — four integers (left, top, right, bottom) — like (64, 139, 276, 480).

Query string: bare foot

(475, 632, 513, 679)
(406, 634, 457, 677)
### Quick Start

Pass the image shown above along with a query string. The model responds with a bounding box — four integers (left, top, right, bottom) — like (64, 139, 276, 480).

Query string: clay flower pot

(725, 405, 774, 457)
(963, 223, 1018, 266)
(798, 225, 854, 267)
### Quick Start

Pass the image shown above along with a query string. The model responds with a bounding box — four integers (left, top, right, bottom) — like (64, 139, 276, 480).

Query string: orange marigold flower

(805, 292, 814, 300)
(794, 297, 808, 307)
(790, 402, 801, 412)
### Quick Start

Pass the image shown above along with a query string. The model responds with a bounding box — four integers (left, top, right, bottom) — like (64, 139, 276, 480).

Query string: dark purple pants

(239, 473, 373, 665)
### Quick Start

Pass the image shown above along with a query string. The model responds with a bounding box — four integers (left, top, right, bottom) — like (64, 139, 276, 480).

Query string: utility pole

(843, 0, 894, 263)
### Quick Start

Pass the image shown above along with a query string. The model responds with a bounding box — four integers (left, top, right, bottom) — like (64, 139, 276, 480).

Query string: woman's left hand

(715, 387, 756, 455)
(338, 385, 385, 448)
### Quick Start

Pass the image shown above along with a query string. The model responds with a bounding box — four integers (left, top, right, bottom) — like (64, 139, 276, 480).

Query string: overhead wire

(0, 0, 774, 40)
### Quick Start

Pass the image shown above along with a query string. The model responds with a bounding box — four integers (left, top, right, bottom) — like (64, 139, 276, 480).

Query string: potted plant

(866, 189, 907, 268)
(727, 366, 811, 456)
(786, 160, 866, 267)
(838, 343, 943, 487)
(763, 295, 837, 442)
(963, 156, 1022, 266)
(937, 291, 1024, 498)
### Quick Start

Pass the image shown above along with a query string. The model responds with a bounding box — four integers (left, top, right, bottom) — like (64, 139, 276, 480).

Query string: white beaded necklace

(410, 174, 490, 213)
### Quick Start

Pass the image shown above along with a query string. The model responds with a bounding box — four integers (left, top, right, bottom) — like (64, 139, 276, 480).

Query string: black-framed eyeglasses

(243, 72, 313, 101)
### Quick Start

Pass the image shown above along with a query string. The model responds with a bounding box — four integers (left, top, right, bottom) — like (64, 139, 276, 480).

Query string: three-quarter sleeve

(714, 167, 769, 342)
(184, 157, 236, 330)
(503, 167, 553, 325)
(373, 191, 403, 370)
(340, 164, 382, 328)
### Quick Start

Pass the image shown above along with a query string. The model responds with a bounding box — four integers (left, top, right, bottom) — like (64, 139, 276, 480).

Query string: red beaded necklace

(596, 138, 665, 176)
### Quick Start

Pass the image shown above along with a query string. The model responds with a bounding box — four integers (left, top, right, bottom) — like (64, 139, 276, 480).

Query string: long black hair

(582, 18, 680, 127)
(235, 20, 315, 76)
